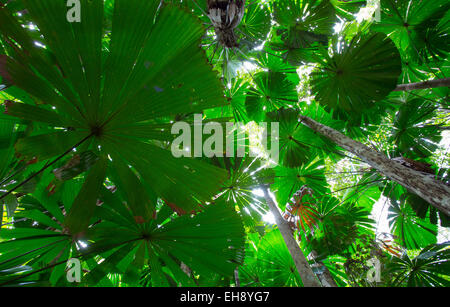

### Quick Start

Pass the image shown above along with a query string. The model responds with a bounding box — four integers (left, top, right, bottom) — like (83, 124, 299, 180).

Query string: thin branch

(323, 179, 387, 197)
(0, 237, 141, 286)
(394, 78, 450, 92)
(0, 237, 69, 268)
(0, 133, 93, 202)
(0, 163, 28, 188)
(323, 170, 373, 176)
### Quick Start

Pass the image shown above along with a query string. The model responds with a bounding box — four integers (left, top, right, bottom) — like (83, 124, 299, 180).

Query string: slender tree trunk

(299, 115, 450, 215)
(181, 262, 200, 286)
(261, 186, 322, 287)
(309, 250, 338, 287)
(234, 268, 240, 287)
(394, 77, 450, 91)
(180, 262, 191, 277)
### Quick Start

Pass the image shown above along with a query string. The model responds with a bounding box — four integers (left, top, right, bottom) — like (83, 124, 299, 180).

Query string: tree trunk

(262, 186, 322, 287)
(394, 78, 450, 91)
(180, 262, 192, 277)
(234, 268, 240, 287)
(309, 250, 338, 287)
(299, 115, 450, 215)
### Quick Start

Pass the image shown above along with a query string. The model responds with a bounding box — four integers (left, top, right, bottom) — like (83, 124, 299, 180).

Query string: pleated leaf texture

(0, 0, 230, 225)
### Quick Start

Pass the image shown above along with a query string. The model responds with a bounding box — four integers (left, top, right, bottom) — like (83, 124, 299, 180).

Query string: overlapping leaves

(310, 33, 402, 122)
(373, 0, 450, 63)
(0, 0, 229, 223)
(388, 242, 450, 287)
(0, 191, 246, 286)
